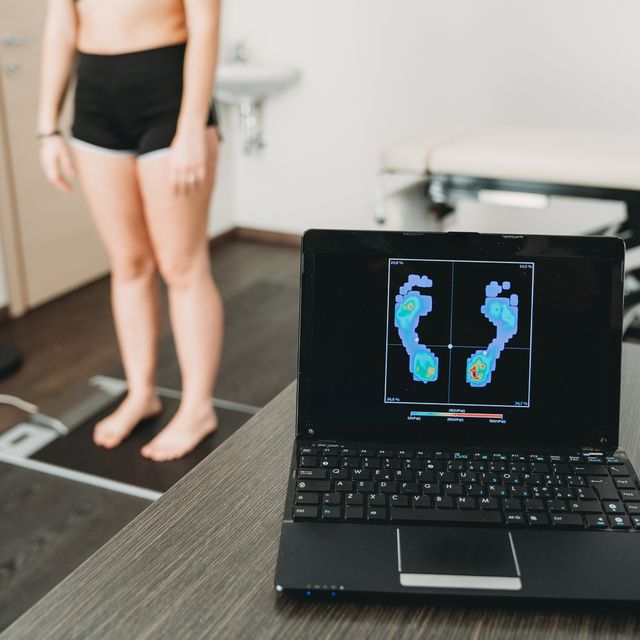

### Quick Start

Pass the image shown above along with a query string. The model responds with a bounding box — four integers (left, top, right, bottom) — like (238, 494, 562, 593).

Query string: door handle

(2, 33, 35, 47)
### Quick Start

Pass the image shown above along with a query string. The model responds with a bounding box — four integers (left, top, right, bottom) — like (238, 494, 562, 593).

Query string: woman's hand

(39, 135, 76, 194)
(170, 124, 209, 196)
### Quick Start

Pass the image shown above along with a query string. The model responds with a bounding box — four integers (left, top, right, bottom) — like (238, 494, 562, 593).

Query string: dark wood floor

(0, 238, 301, 631)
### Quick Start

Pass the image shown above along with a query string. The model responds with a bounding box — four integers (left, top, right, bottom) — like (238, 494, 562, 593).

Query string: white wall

(219, 0, 640, 234)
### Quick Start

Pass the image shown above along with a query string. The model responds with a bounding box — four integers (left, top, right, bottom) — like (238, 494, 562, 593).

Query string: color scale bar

(410, 411, 504, 419)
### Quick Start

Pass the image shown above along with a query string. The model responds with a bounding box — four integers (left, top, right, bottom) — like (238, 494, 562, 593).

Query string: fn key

(293, 506, 318, 520)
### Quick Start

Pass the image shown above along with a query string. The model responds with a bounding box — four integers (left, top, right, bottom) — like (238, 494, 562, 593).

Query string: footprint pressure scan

(386, 258, 534, 411)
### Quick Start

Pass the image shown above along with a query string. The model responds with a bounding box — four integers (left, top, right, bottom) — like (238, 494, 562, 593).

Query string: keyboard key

(351, 468, 371, 480)
(608, 515, 631, 529)
(378, 482, 398, 494)
(323, 492, 341, 505)
(389, 508, 502, 524)
(368, 494, 387, 507)
(502, 498, 521, 511)
(299, 447, 318, 456)
(604, 500, 624, 514)
(587, 478, 619, 500)
(334, 480, 354, 492)
(412, 495, 431, 508)
(443, 484, 464, 496)
(505, 513, 526, 527)
(293, 506, 318, 520)
(297, 480, 330, 493)
(400, 482, 420, 495)
(547, 499, 568, 513)
(479, 497, 499, 510)
(344, 506, 364, 520)
(614, 478, 635, 489)
(298, 469, 327, 480)
(356, 481, 376, 493)
(299, 456, 318, 468)
(632, 516, 640, 530)
(575, 487, 597, 500)
(550, 514, 584, 529)
(367, 508, 387, 521)
(554, 488, 574, 500)
(345, 493, 364, 506)
(320, 456, 339, 467)
(606, 456, 625, 465)
(523, 499, 545, 512)
(619, 490, 640, 502)
(527, 513, 549, 526)
(530, 463, 550, 474)
(329, 468, 349, 480)
(465, 484, 484, 497)
(295, 493, 320, 505)
(585, 515, 609, 529)
(422, 483, 441, 495)
(321, 506, 341, 520)
(456, 496, 477, 509)
(572, 464, 606, 476)
(433, 496, 454, 509)
(568, 500, 602, 514)
(608, 465, 629, 477)
(389, 494, 409, 507)
(626, 503, 640, 514)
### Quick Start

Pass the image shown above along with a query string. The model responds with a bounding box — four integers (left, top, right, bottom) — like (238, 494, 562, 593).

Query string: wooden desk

(4, 346, 640, 639)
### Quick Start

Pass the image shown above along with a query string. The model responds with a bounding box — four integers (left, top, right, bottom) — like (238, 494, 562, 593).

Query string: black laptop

(275, 229, 640, 603)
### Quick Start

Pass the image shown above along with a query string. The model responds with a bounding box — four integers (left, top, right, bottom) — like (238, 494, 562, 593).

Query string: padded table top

(382, 126, 640, 191)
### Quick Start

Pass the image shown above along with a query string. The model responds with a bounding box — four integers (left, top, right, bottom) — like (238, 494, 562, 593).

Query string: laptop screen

(297, 231, 624, 450)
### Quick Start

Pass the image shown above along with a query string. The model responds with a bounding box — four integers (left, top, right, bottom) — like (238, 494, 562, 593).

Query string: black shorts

(71, 42, 218, 159)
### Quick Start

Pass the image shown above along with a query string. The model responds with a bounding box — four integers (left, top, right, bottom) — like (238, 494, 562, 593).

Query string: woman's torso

(75, 0, 188, 54)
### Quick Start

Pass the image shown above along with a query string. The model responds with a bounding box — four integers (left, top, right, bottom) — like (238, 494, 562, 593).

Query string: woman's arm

(171, 0, 221, 195)
(38, 0, 78, 193)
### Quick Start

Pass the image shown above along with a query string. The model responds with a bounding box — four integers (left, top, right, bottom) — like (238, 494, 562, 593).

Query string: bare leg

(73, 147, 163, 448)
(136, 129, 223, 461)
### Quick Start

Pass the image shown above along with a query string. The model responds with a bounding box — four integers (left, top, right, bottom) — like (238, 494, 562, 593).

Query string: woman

(37, 0, 223, 461)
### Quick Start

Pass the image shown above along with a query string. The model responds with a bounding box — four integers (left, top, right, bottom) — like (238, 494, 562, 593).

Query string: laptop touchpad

(398, 527, 522, 590)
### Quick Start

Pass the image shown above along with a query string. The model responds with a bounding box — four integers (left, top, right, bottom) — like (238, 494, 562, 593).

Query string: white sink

(215, 64, 300, 104)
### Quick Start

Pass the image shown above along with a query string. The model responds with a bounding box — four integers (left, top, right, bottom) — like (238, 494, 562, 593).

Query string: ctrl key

(293, 506, 318, 520)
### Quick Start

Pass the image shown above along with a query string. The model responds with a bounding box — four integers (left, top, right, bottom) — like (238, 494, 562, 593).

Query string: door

(0, 0, 108, 316)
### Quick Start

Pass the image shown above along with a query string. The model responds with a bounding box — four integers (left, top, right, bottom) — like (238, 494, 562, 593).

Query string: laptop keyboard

(292, 445, 640, 531)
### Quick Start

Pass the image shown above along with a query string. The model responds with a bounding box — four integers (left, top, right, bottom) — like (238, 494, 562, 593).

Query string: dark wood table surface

(4, 345, 640, 640)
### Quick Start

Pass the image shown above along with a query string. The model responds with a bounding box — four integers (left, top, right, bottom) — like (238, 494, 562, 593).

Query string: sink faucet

(229, 41, 249, 64)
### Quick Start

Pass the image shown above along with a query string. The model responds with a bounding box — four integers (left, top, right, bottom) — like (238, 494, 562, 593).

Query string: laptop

(275, 229, 640, 603)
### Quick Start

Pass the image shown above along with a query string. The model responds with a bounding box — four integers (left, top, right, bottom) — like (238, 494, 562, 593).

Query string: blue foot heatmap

(394, 275, 439, 383)
(385, 258, 533, 408)
(466, 281, 519, 387)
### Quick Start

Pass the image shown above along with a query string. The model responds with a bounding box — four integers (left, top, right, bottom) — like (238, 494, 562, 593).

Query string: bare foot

(93, 393, 163, 449)
(140, 404, 218, 461)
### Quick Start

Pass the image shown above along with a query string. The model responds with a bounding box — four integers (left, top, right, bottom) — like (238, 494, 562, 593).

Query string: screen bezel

(296, 229, 625, 450)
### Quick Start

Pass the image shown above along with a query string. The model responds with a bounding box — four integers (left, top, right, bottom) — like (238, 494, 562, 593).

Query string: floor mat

(33, 396, 250, 493)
